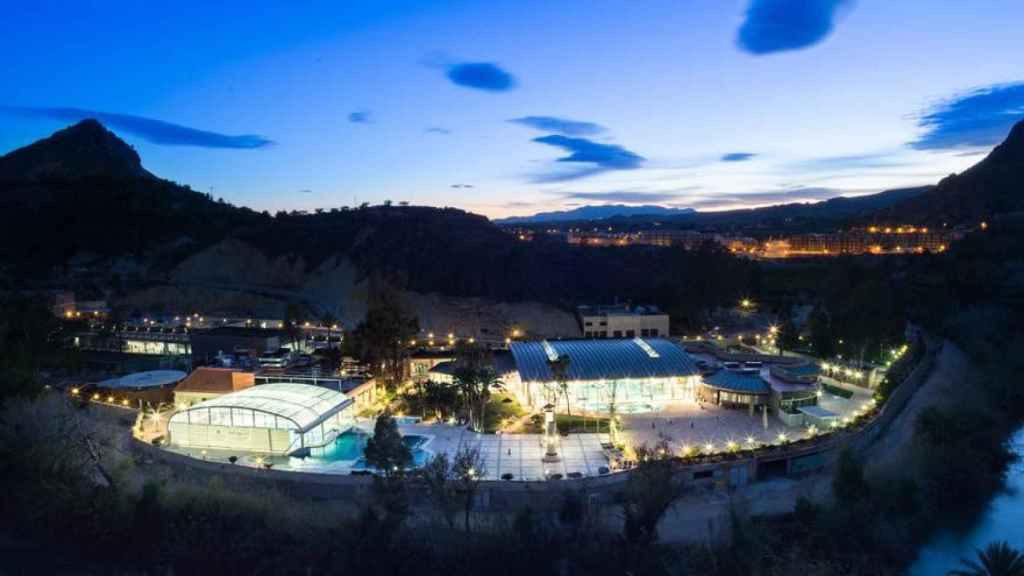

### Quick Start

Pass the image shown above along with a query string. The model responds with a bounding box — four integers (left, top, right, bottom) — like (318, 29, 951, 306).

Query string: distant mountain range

(496, 204, 696, 224)
(1, 117, 1022, 298)
(497, 120, 1024, 228)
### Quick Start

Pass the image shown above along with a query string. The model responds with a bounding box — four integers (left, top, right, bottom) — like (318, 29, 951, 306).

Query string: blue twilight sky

(2, 0, 1023, 218)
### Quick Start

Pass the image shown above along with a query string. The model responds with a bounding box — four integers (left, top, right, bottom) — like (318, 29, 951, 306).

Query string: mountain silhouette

(0, 119, 151, 184)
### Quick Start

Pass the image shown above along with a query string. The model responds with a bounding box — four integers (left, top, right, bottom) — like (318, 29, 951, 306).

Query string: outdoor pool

(308, 429, 432, 468)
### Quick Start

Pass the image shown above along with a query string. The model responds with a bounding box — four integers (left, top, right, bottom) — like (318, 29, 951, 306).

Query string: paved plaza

(395, 423, 609, 480)
(620, 383, 873, 453)
(167, 382, 874, 480)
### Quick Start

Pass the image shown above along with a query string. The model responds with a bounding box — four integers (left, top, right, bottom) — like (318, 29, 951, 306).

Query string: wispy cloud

(737, 0, 854, 55)
(445, 62, 516, 92)
(792, 152, 907, 171)
(562, 190, 685, 203)
(909, 82, 1024, 150)
(509, 116, 605, 136)
(721, 152, 757, 162)
(450, 183, 475, 189)
(1, 106, 273, 149)
(425, 127, 451, 135)
(685, 186, 862, 209)
(348, 110, 372, 124)
(530, 135, 644, 182)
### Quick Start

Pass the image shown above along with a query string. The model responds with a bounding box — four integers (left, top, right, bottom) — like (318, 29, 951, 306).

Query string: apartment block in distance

(576, 304, 670, 339)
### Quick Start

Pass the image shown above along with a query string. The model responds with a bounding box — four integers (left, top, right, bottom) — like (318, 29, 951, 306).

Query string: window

(599, 321, 607, 326)
(650, 329, 659, 337)
(693, 470, 713, 480)
(584, 321, 593, 327)
(626, 330, 635, 338)
(613, 330, 622, 338)
(209, 407, 232, 426)
(584, 331, 592, 338)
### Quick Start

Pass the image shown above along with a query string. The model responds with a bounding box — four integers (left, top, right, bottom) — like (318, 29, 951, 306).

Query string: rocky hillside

(0, 119, 151, 183)
(875, 120, 1024, 225)
(0, 120, 753, 332)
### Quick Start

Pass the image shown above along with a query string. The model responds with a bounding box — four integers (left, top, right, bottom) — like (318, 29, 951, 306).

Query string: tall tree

(547, 354, 572, 416)
(284, 302, 305, 350)
(419, 451, 459, 530)
(452, 344, 499, 431)
(452, 446, 486, 532)
(778, 319, 800, 355)
(364, 411, 412, 477)
(808, 306, 836, 359)
(346, 282, 419, 391)
(622, 440, 683, 548)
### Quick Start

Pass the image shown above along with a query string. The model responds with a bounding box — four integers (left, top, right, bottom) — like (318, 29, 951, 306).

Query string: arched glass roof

(169, 383, 352, 433)
(510, 338, 699, 382)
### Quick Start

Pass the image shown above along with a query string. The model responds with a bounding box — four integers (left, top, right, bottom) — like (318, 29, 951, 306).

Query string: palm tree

(547, 354, 572, 416)
(949, 541, 1024, 576)
(452, 346, 501, 431)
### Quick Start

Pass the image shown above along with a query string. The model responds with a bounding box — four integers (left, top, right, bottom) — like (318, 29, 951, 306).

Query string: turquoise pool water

(310, 430, 431, 468)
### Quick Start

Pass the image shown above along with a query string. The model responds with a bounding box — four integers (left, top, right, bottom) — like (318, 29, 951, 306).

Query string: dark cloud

(1, 106, 273, 149)
(348, 110, 372, 124)
(425, 127, 451, 135)
(530, 135, 644, 181)
(721, 152, 757, 162)
(446, 62, 516, 92)
(562, 190, 683, 203)
(509, 116, 605, 136)
(737, 0, 853, 55)
(909, 82, 1024, 150)
(450, 184, 475, 189)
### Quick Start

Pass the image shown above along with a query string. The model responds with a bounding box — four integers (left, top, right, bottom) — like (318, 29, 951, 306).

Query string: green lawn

(524, 413, 610, 434)
(482, 392, 526, 433)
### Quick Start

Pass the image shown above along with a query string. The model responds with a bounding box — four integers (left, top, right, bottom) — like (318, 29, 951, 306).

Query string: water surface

(908, 428, 1024, 575)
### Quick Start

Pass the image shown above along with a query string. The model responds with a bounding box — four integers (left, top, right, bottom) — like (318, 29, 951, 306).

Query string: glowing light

(726, 441, 738, 452)
(745, 436, 756, 446)
(703, 443, 714, 453)
(71, 387, 80, 395)
(777, 433, 788, 443)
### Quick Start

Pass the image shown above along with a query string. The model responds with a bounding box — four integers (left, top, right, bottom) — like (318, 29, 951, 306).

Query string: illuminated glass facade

(167, 383, 355, 454)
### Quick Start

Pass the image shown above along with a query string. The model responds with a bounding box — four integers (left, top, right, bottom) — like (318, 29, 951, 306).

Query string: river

(908, 428, 1024, 575)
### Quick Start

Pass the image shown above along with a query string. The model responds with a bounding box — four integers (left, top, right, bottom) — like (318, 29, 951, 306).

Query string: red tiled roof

(176, 367, 254, 394)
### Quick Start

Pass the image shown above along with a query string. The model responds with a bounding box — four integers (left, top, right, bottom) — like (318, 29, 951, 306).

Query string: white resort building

(167, 383, 355, 455)
(505, 338, 701, 413)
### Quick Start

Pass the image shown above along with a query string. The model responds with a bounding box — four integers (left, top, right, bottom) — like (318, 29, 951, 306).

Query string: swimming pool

(308, 429, 431, 468)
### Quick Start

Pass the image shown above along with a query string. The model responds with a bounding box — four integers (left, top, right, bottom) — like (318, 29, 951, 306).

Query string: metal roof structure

(702, 370, 771, 395)
(509, 338, 699, 383)
(169, 383, 352, 433)
(96, 370, 186, 390)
